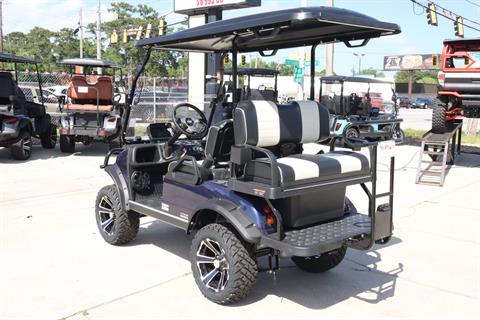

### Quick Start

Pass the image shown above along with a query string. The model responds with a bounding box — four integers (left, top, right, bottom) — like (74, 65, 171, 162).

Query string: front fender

(190, 198, 263, 244)
(105, 164, 130, 211)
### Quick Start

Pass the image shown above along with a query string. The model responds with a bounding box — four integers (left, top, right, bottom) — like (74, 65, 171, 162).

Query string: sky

(3, 0, 480, 76)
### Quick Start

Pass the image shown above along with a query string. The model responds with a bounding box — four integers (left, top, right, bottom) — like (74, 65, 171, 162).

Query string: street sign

(285, 59, 299, 67)
(294, 67, 304, 84)
(305, 60, 320, 67)
(174, 0, 261, 15)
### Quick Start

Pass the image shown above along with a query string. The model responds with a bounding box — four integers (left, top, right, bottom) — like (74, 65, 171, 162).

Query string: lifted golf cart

(58, 58, 126, 153)
(433, 38, 480, 133)
(0, 53, 57, 160)
(319, 76, 404, 148)
(96, 7, 401, 304)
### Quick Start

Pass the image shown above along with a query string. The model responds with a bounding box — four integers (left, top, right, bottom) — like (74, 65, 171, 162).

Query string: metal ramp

(416, 122, 462, 187)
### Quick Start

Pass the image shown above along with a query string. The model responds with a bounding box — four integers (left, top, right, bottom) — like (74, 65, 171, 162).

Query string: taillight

(99, 129, 107, 136)
(438, 72, 445, 86)
(261, 205, 276, 226)
(5, 118, 17, 124)
(335, 122, 342, 131)
(107, 116, 117, 123)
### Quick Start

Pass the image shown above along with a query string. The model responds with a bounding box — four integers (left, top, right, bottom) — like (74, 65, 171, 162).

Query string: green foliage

(395, 70, 438, 84)
(357, 69, 385, 78)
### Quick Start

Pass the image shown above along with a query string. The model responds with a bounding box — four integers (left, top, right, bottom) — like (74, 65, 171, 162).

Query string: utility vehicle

(434, 38, 480, 133)
(319, 76, 404, 147)
(58, 58, 126, 153)
(0, 53, 57, 160)
(224, 67, 280, 102)
(96, 7, 401, 304)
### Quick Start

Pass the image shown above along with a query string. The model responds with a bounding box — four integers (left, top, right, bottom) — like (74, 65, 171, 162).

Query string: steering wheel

(172, 103, 208, 140)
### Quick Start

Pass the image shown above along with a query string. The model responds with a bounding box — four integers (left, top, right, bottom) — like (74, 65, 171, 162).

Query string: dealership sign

(384, 54, 441, 71)
(174, 0, 261, 15)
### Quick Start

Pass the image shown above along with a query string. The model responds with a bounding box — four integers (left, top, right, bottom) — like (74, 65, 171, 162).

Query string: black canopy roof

(321, 76, 394, 84)
(443, 38, 480, 46)
(0, 52, 37, 64)
(60, 58, 122, 68)
(224, 68, 279, 77)
(137, 7, 401, 53)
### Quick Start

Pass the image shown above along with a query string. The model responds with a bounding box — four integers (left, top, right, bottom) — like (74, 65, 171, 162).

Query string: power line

(464, 0, 480, 9)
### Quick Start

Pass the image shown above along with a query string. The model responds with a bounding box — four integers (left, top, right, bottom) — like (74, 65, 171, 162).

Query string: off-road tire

(59, 135, 76, 153)
(432, 100, 447, 134)
(95, 185, 139, 245)
(292, 246, 347, 273)
(40, 124, 57, 149)
(10, 130, 32, 160)
(191, 224, 257, 304)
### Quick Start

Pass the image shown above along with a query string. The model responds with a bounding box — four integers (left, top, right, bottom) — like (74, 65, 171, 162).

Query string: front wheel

(292, 246, 347, 273)
(95, 185, 139, 245)
(59, 135, 76, 153)
(10, 131, 32, 160)
(191, 224, 257, 304)
(343, 126, 360, 149)
(432, 100, 447, 134)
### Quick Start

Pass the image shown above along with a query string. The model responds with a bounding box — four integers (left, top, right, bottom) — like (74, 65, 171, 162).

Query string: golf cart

(433, 38, 480, 133)
(96, 7, 401, 304)
(0, 53, 57, 160)
(320, 76, 404, 147)
(58, 58, 126, 153)
(224, 67, 279, 102)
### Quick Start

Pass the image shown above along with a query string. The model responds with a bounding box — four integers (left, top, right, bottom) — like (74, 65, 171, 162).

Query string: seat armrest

(230, 145, 252, 165)
(232, 145, 281, 188)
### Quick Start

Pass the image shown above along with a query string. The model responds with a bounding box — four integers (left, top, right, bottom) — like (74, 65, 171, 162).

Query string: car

(433, 38, 480, 133)
(96, 6, 401, 304)
(57, 58, 127, 152)
(0, 52, 57, 160)
(319, 76, 404, 147)
(398, 96, 411, 108)
(411, 97, 432, 109)
(45, 85, 68, 102)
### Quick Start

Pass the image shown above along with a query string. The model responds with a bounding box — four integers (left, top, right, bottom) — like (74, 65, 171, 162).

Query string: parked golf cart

(224, 67, 279, 102)
(320, 76, 404, 147)
(0, 53, 57, 160)
(433, 38, 480, 133)
(96, 7, 401, 304)
(58, 58, 126, 153)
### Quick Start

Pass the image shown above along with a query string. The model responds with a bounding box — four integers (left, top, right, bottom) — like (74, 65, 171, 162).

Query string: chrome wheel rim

(98, 195, 115, 235)
(346, 128, 359, 138)
(23, 137, 32, 156)
(196, 238, 229, 293)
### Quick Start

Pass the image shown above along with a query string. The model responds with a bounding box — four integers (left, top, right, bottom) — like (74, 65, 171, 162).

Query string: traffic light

(432, 54, 439, 66)
(159, 18, 167, 36)
(111, 30, 118, 44)
(136, 26, 143, 41)
(145, 23, 152, 39)
(455, 16, 464, 38)
(241, 55, 246, 65)
(224, 54, 230, 64)
(427, 2, 438, 26)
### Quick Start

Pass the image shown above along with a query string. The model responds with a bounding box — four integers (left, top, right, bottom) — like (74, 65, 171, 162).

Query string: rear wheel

(432, 99, 447, 134)
(95, 185, 139, 245)
(10, 130, 32, 160)
(40, 124, 57, 149)
(191, 224, 257, 304)
(59, 135, 76, 153)
(343, 126, 359, 149)
(292, 246, 347, 273)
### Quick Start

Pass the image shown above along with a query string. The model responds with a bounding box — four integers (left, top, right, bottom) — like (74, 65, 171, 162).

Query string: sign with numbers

(174, 0, 261, 15)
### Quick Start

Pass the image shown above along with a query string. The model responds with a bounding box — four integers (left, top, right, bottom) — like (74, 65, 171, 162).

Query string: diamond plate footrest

(260, 214, 371, 257)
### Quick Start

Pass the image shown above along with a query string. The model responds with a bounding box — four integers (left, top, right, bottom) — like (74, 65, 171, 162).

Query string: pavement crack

(59, 272, 191, 320)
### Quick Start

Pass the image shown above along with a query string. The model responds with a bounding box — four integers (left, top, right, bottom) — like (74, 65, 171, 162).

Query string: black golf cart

(0, 53, 57, 160)
(58, 58, 126, 153)
(319, 76, 404, 147)
(96, 7, 401, 304)
(224, 67, 279, 102)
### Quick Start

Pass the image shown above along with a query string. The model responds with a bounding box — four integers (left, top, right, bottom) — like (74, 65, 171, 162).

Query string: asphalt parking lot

(1, 136, 479, 319)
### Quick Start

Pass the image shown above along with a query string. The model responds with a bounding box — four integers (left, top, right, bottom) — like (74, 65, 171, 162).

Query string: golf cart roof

(443, 37, 480, 46)
(321, 76, 394, 84)
(137, 6, 401, 53)
(60, 58, 122, 68)
(0, 52, 37, 64)
(224, 68, 280, 77)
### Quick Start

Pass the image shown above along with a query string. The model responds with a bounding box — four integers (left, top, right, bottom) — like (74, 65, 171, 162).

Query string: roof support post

(232, 43, 238, 104)
(310, 44, 318, 101)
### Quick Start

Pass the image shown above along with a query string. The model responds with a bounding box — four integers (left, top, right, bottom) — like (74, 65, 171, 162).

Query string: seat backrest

(0, 72, 16, 104)
(233, 100, 330, 147)
(204, 119, 234, 167)
(68, 75, 97, 101)
(97, 76, 113, 102)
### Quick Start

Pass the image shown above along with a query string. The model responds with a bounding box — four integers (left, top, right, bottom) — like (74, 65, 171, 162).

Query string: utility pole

(96, 0, 102, 60)
(353, 53, 365, 75)
(325, 0, 334, 76)
(0, 0, 4, 53)
(79, 7, 84, 58)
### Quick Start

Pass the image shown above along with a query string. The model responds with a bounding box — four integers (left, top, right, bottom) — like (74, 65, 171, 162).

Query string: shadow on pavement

(132, 220, 404, 309)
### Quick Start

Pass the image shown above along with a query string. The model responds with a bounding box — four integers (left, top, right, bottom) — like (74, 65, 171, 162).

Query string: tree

(395, 70, 438, 84)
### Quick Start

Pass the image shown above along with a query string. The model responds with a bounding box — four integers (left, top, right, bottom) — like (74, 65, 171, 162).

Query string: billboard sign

(174, 0, 261, 15)
(384, 54, 441, 71)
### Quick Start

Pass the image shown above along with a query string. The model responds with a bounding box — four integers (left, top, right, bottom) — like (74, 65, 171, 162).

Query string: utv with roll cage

(95, 7, 401, 304)
(0, 53, 57, 160)
(58, 58, 126, 153)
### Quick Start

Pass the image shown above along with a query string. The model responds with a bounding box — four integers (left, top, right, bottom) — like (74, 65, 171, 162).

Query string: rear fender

(105, 164, 130, 211)
(189, 199, 263, 244)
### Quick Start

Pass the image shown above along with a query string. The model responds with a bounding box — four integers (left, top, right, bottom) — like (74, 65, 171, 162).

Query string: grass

(404, 128, 480, 145)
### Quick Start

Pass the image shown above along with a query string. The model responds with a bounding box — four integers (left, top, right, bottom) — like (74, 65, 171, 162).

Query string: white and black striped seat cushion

(234, 100, 330, 147)
(244, 151, 370, 186)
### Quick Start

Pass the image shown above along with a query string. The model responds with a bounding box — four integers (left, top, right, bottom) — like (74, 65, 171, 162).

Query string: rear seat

(66, 75, 114, 112)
